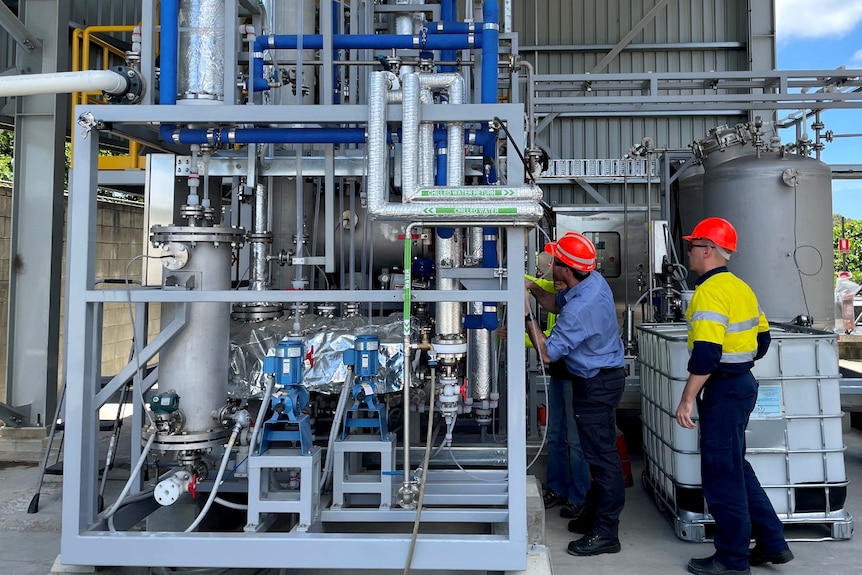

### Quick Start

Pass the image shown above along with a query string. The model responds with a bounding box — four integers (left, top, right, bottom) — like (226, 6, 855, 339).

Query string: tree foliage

(0, 129, 12, 182)
(834, 215, 862, 280)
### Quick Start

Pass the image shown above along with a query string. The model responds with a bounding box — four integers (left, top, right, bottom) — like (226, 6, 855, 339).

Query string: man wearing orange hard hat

(525, 231, 626, 557)
(675, 217, 793, 575)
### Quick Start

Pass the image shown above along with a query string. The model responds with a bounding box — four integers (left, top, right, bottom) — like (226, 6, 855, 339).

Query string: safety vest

(524, 275, 557, 348)
(686, 271, 768, 364)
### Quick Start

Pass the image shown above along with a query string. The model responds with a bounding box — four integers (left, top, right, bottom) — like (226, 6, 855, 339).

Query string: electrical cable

(320, 367, 355, 492)
(493, 117, 557, 230)
(791, 180, 817, 317)
(124, 253, 170, 429)
(402, 365, 437, 575)
(184, 424, 242, 532)
(99, 432, 156, 521)
(214, 496, 248, 510)
(493, 116, 535, 185)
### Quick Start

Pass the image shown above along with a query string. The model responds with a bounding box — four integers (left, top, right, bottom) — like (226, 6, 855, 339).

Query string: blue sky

(776, 0, 862, 220)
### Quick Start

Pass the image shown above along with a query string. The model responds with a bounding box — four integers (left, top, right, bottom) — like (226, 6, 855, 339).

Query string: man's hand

(496, 325, 508, 339)
(675, 398, 696, 429)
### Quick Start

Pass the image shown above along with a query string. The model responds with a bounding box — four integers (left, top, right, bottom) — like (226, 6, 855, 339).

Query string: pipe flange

(104, 65, 144, 105)
(151, 225, 246, 248)
(286, 302, 309, 315)
(247, 232, 273, 243)
(315, 303, 338, 317)
(145, 428, 227, 452)
(231, 303, 284, 323)
(180, 204, 206, 220)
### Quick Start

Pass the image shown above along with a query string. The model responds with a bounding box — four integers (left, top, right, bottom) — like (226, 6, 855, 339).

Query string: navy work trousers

(697, 372, 788, 570)
(571, 367, 626, 539)
(545, 375, 590, 506)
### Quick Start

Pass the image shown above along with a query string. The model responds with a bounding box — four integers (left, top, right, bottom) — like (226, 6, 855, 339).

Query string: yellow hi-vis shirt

(686, 268, 768, 374)
(525, 275, 557, 348)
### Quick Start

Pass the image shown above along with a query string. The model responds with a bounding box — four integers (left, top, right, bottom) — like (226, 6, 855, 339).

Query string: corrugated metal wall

(515, 0, 747, 72)
(513, 0, 758, 206)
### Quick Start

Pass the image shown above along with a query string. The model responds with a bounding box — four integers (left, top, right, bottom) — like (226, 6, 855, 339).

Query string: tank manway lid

(692, 124, 760, 168)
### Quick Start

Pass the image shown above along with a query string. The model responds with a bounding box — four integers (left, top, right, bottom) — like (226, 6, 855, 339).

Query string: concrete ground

(1, 425, 860, 575)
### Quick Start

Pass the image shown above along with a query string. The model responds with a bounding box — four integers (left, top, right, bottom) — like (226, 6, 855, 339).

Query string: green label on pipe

(422, 206, 520, 215)
(416, 188, 517, 197)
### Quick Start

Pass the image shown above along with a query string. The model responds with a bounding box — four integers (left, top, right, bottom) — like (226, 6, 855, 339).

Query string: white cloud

(852, 49, 862, 68)
(776, 0, 862, 41)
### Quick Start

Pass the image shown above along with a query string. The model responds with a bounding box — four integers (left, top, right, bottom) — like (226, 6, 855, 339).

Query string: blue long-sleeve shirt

(545, 272, 625, 378)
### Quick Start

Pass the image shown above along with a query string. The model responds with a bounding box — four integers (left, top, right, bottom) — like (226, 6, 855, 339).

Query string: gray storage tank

(694, 124, 834, 328)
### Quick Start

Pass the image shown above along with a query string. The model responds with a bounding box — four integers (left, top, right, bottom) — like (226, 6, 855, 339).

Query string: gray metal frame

(532, 70, 862, 116)
(62, 100, 532, 571)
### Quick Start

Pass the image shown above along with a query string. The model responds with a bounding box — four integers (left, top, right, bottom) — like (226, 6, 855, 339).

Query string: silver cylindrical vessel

(272, 0, 316, 105)
(152, 226, 243, 449)
(178, 0, 225, 103)
(701, 151, 834, 327)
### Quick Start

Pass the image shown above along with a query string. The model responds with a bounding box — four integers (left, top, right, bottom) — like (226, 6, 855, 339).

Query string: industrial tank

(695, 126, 834, 327)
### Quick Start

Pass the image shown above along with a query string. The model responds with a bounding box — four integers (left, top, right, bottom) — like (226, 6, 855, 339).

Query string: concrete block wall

(0, 186, 160, 401)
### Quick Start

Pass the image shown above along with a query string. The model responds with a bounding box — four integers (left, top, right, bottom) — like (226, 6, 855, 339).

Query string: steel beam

(6, 0, 69, 426)
(0, 0, 41, 53)
(590, 0, 671, 74)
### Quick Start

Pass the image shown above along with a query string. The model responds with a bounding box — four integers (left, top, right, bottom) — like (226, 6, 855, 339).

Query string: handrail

(71, 25, 143, 170)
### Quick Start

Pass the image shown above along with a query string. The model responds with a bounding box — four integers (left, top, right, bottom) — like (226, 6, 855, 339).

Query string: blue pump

(341, 335, 388, 439)
(259, 338, 313, 454)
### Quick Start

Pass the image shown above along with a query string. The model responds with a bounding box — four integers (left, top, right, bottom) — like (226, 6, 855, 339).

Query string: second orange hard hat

(683, 217, 738, 252)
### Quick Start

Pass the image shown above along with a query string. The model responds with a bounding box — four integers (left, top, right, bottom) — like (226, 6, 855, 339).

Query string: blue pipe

(425, 22, 475, 35)
(479, 1, 502, 330)
(435, 119, 452, 245)
(159, 0, 178, 105)
(435, 139, 448, 187)
(439, 0, 458, 72)
(483, 227, 499, 267)
(253, 33, 482, 53)
(250, 33, 483, 91)
(481, 0, 499, 104)
(159, 125, 370, 145)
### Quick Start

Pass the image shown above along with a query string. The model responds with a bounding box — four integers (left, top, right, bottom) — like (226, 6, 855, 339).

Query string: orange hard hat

(544, 232, 597, 272)
(683, 217, 738, 252)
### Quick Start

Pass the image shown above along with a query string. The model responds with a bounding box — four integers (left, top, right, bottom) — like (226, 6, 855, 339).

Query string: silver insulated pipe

(250, 183, 271, 291)
(467, 228, 492, 403)
(366, 71, 543, 222)
(178, 0, 225, 103)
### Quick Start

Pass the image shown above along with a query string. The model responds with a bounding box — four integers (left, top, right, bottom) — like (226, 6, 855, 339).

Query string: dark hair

(571, 269, 590, 282)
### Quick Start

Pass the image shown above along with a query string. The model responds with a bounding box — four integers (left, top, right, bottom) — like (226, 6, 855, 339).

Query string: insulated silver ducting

(467, 228, 491, 402)
(178, 0, 225, 103)
(401, 73, 420, 196)
(422, 73, 465, 186)
(436, 230, 463, 338)
(405, 185, 544, 201)
(366, 72, 544, 223)
(468, 323, 493, 401)
(250, 183, 270, 291)
(419, 88, 435, 186)
(367, 71, 391, 214)
(394, 0, 423, 34)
